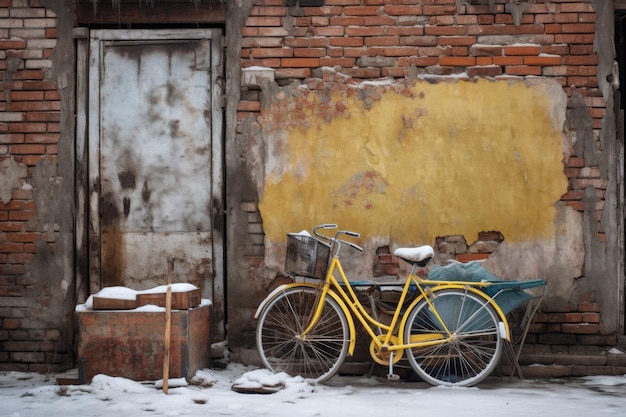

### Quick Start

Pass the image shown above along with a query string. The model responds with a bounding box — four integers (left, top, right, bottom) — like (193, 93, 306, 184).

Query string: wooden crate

(136, 288, 201, 310)
(92, 297, 137, 310)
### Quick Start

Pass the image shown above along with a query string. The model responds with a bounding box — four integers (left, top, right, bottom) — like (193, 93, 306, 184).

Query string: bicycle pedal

(387, 374, 400, 382)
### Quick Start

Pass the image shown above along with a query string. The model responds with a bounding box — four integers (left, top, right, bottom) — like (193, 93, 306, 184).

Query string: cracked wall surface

(256, 76, 578, 291)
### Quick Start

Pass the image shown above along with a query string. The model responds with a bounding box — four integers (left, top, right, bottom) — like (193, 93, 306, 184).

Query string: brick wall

(237, 0, 612, 353)
(239, 0, 604, 225)
(0, 0, 65, 371)
(0, 0, 615, 372)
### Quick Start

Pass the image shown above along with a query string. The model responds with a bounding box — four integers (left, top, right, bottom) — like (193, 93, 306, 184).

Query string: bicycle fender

(254, 283, 357, 356)
(398, 285, 511, 342)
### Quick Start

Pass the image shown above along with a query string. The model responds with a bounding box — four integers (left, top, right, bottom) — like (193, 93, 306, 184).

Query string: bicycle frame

(301, 253, 511, 358)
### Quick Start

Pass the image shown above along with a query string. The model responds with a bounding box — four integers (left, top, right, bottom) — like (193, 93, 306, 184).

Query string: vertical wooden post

(163, 258, 173, 394)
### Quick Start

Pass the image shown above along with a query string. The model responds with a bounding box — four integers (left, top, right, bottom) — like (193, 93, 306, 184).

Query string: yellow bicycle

(255, 224, 532, 387)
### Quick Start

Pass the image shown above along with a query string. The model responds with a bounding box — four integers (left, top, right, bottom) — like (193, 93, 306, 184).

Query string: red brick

(470, 45, 503, 57)
(330, 37, 363, 47)
(8, 210, 36, 221)
(387, 26, 426, 37)
(493, 56, 523, 65)
(344, 6, 380, 16)
(373, 46, 417, 57)
(0, 40, 27, 49)
(329, 16, 365, 26)
(438, 36, 476, 46)
(314, 26, 345, 36)
(294, 48, 326, 57)
(569, 44, 594, 55)
(450, 46, 468, 56)
(562, 323, 600, 335)
(363, 16, 396, 26)
(0, 134, 25, 144)
(8, 123, 47, 133)
(439, 56, 475, 66)
(554, 34, 595, 44)
(582, 313, 601, 323)
(281, 57, 320, 67)
(9, 144, 45, 154)
(9, 91, 45, 101)
(475, 56, 493, 65)
(364, 36, 400, 47)
(8, 253, 35, 263)
(250, 5, 286, 17)
(578, 302, 600, 312)
(554, 13, 579, 24)
(563, 55, 599, 66)
(467, 25, 506, 36)
(561, 1, 595, 13)
(425, 25, 467, 36)
(524, 55, 562, 66)
(422, 5, 456, 16)
(0, 243, 24, 253)
(505, 65, 542, 76)
(345, 26, 384, 36)
(245, 16, 281, 26)
(504, 45, 541, 56)
(468, 65, 503, 77)
(319, 57, 356, 67)
(383, 5, 422, 16)
(237, 101, 260, 112)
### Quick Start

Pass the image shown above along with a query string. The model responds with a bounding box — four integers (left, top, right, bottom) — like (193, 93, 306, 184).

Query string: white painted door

(87, 29, 224, 335)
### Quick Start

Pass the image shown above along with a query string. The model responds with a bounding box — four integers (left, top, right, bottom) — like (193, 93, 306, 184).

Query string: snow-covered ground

(2, 363, 625, 417)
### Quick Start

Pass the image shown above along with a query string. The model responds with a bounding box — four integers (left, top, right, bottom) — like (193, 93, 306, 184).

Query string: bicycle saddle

(394, 245, 434, 267)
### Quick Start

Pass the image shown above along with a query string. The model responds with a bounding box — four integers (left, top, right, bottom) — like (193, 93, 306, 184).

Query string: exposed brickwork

(238, 0, 613, 361)
(240, 0, 604, 233)
(0, 0, 619, 375)
(0, 0, 65, 372)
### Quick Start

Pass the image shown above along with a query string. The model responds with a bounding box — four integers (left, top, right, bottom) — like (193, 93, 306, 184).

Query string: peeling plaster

(256, 75, 573, 283)
(0, 157, 28, 204)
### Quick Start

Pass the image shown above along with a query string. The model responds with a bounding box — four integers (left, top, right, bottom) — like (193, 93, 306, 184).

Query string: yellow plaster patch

(259, 79, 568, 246)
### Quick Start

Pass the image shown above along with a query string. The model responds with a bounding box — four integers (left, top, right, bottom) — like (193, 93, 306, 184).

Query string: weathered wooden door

(86, 29, 224, 335)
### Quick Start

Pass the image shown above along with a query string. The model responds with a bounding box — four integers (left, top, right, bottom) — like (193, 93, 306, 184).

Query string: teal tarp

(427, 262, 545, 315)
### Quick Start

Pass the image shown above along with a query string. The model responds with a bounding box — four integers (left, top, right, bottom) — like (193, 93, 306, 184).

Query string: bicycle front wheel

(403, 288, 503, 387)
(256, 286, 350, 383)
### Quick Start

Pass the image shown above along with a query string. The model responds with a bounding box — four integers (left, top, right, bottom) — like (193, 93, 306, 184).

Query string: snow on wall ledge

(257, 74, 578, 282)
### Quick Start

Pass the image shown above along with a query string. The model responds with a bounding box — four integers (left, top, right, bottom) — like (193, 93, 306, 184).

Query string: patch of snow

(2, 364, 626, 417)
(155, 378, 188, 389)
(92, 286, 138, 299)
(133, 304, 165, 312)
(138, 283, 198, 294)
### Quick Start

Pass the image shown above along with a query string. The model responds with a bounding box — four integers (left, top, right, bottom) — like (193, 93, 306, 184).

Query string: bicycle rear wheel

(256, 286, 350, 383)
(403, 288, 503, 387)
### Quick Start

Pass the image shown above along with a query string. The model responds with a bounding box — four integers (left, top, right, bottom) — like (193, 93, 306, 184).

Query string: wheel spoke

(257, 287, 349, 383)
(404, 289, 502, 386)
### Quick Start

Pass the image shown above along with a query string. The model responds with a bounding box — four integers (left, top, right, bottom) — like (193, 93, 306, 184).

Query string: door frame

(74, 28, 225, 337)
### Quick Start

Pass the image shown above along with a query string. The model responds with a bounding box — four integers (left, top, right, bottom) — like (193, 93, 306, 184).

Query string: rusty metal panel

(100, 40, 212, 233)
(87, 30, 224, 337)
(101, 232, 213, 291)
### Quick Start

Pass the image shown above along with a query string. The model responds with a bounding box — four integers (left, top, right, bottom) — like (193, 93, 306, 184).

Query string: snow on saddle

(394, 245, 434, 267)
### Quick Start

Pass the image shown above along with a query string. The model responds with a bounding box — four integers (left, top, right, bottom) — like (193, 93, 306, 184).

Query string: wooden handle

(162, 259, 174, 394)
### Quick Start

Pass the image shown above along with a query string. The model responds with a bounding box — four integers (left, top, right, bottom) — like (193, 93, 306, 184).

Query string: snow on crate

(77, 283, 208, 311)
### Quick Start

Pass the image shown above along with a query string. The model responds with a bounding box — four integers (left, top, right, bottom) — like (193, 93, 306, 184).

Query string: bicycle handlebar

(337, 238, 363, 252)
(312, 224, 363, 252)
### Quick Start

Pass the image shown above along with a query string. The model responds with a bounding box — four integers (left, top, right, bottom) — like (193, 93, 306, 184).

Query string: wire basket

(284, 234, 331, 280)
